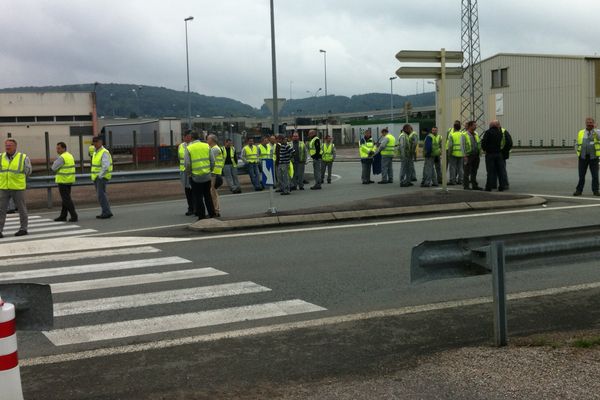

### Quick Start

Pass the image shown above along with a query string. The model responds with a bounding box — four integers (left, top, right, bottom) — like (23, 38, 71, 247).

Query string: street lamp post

(389, 76, 397, 122)
(269, 0, 279, 136)
(184, 16, 194, 131)
(319, 49, 327, 98)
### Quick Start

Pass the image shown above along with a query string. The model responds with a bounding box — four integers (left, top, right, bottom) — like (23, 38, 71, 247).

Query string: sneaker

(0, 232, 3, 238)
(595, 192, 600, 196)
(54, 216, 67, 222)
(310, 186, 321, 190)
(573, 191, 582, 196)
(14, 229, 28, 237)
(96, 213, 113, 219)
(68, 217, 78, 222)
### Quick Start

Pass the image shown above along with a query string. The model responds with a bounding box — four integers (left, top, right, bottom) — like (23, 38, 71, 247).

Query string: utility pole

(460, 0, 484, 126)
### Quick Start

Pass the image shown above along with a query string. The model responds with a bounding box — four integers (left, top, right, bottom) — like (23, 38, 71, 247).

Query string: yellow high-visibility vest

(211, 145, 224, 175)
(178, 143, 187, 172)
(187, 141, 211, 176)
(55, 151, 76, 184)
(243, 145, 259, 163)
(359, 138, 375, 159)
(91, 147, 113, 181)
(322, 143, 335, 162)
(576, 129, 600, 157)
(258, 144, 272, 160)
(0, 152, 27, 190)
(224, 146, 237, 167)
(380, 133, 396, 157)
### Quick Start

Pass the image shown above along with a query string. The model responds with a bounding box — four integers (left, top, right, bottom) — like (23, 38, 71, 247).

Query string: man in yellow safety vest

(446, 120, 465, 185)
(241, 138, 263, 191)
(178, 130, 194, 216)
(207, 134, 224, 217)
(91, 136, 113, 219)
(321, 135, 336, 184)
(51, 141, 78, 221)
(308, 130, 323, 190)
(359, 129, 375, 184)
(185, 131, 216, 220)
(574, 117, 600, 196)
(0, 139, 32, 238)
(374, 128, 396, 184)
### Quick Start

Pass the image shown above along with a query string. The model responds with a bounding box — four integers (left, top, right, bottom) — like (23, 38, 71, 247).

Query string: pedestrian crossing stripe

(0, 256, 191, 281)
(2, 214, 98, 243)
(4, 246, 161, 267)
(44, 300, 326, 346)
(53, 282, 271, 316)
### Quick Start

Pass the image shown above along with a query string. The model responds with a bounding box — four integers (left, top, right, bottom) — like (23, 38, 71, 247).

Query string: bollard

(0, 297, 24, 400)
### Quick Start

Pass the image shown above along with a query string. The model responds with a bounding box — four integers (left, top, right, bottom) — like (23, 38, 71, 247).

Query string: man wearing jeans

(91, 136, 113, 219)
(574, 117, 600, 196)
(241, 138, 262, 191)
(0, 139, 32, 238)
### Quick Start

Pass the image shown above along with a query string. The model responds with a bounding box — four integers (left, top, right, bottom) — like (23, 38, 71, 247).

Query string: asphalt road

(3, 152, 600, 399)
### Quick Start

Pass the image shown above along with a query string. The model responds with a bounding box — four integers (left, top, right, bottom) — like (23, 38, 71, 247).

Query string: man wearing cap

(178, 130, 194, 216)
(91, 136, 113, 219)
(0, 139, 32, 238)
(51, 141, 78, 221)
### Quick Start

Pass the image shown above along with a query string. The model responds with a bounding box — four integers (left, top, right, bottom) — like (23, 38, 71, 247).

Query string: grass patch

(571, 336, 600, 349)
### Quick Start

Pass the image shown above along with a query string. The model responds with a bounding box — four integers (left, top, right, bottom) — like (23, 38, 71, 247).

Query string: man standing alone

(308, 130, 323, 190)
(52, 142, 78, 221)
(574, 117, 600, 196)
(91, 136, 113, 219)
(0, 139, 31, 237)
(321, 135, 336, 184)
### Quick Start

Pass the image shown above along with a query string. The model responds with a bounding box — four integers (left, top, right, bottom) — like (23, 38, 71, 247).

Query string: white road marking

(525, 193, 600, 201)
(0, 256, 191, 281)
(51, 267, 228, 294)
(23, 279, 600, 365)
(5, 215, 42, 221)
(43, 299, 326, 346)
(0, 236, 190, 258)
(4, 218, 54, 227)
(80, 201, 600, 241)
(54, 282, 271, 316)
(3, 224, 89, 236)
(6, 246, 161, 267)
(0, 229, 97, 243)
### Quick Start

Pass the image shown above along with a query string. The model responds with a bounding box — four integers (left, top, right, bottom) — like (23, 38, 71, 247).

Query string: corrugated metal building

(0, 92, 97, 161)
(443, 53, 600, 147)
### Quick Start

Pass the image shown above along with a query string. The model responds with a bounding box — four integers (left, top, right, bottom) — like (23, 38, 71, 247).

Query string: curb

(188, 196, 547, 233)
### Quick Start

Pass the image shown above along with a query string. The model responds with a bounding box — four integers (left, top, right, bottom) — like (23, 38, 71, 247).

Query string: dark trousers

(463, 155, 480, 189)
(576, 156, 599, 193)
(58, 184, 77, 219)
(361, 159, 373, 183)
(485, 153, 508, 190)
(185, 186, 194, 213)
(191, 180, 215, 219)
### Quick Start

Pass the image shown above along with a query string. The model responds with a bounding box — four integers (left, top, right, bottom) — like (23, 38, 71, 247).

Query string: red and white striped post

(0, 296, 24, 400)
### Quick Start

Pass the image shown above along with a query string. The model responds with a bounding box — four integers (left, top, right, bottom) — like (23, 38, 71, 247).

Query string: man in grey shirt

(0, 139, 32, 237)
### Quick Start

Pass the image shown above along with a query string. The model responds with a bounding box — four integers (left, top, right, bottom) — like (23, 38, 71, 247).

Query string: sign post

(395, 49, 463, 192)
(261, 158, 277, 214)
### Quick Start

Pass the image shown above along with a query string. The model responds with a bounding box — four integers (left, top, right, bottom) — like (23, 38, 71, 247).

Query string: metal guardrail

(28, 165, 249, 208)
(410, 225, 600, 346)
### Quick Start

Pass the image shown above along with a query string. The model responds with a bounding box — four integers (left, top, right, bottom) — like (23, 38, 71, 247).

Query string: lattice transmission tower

(460, 0, 484, 127)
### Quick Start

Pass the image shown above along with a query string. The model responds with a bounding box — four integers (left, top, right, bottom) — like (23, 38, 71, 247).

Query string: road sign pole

(440, 48, 448, 192)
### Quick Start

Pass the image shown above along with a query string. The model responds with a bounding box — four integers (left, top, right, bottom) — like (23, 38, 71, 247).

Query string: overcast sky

(2, 0, 598, 107)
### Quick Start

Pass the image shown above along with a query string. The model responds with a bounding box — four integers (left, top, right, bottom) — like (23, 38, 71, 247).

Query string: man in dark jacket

(481, 121, 508, 191)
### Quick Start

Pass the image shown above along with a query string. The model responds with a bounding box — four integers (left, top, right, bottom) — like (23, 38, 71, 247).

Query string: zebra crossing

(0, 245, 326, 347)
(2, 213, 96, 242)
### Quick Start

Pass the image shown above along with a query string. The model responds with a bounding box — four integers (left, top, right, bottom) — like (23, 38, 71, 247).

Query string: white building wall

(443, 54, 599, 147)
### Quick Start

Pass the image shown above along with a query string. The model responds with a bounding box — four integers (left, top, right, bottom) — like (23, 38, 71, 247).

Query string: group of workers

(177, 129, 337, 218)
(359, 120, 513, 191)
(0, 117, 598, 238)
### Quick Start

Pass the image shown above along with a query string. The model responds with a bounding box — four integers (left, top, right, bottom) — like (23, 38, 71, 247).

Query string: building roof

(480, 52, 600, 64)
